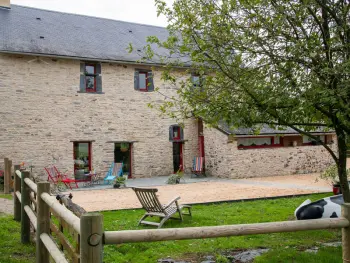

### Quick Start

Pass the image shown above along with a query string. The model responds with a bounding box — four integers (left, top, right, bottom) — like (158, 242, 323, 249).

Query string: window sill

(77, 91, 105, 94)
(170, 139, 188, 143)
(137, 90, 154, 92)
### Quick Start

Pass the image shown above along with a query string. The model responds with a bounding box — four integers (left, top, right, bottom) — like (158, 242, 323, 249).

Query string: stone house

(0, 2, 335, 179)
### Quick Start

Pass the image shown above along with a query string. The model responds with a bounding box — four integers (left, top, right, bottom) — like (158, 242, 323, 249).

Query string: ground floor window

(114, 143, 132, 178)
(73, 142, 92, 175)
(238, 136, 282, 149)
(302, 135, 325, 145)
(238, 134, 333, 149)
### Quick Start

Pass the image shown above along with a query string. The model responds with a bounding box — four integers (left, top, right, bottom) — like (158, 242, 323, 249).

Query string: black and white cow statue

(294, 195, 344, 220)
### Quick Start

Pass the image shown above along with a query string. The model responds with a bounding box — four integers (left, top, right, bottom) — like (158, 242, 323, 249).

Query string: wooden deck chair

(103, 162, 123, 184)
(132, 187, 192, 228)
(45, 166, 79, 190)
(191, 157, 205, 177)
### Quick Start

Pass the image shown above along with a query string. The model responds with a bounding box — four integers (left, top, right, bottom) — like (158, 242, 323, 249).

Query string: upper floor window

(191, 74, 201, 88)
(169, 125, 184, 141)
(134, 69, 154, 92)
(79, 62, 102, 93)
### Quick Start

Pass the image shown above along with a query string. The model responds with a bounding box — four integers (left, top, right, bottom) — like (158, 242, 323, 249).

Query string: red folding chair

(45, 166, 79, 190)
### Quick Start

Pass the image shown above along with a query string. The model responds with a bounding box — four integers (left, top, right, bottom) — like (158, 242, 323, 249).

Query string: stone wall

(204, 126, 336, 178)
(0, 54, 199, 178)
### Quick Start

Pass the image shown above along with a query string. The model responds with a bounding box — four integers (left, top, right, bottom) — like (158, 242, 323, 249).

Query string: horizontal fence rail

(41, 192, 81, 234)
(24, 205, 37, 231)
(15, 191, 21, 203)
(16, 169, 21, 178)
(24, 177, 37, 194)
(104, 218, 349, 244)
(40, 233, 69, 263)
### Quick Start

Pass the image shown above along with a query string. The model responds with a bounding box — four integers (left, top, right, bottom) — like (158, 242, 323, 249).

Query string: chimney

(0, 0, 10, 9)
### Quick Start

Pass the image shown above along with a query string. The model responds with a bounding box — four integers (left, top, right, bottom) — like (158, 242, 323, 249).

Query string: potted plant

(113, 176, 126, 189)
(167, 166, 184, 184)
(120, 143, 129, 152)
(320, 165, 350, 195)
(74, 160, 86, 180)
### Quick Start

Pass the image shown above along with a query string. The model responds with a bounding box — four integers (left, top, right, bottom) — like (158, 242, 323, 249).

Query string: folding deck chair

(191, 157, 205, 177)
(103, 162, 123, 184)
(132, 187, 192, 228)
(45, 166, 79, 190)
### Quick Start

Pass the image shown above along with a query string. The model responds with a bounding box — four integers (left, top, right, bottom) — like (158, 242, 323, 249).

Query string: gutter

(232, 132, 336, 138)
(0, 50, 190, 69)
(215, 125, 335, 137)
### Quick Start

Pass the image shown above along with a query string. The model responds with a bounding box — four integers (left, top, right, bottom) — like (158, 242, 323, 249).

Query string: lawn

(0, 192, 342, 262)
(0, 193, 13, 200)
(102, 192, 342, 262)
(0, 214, 35, 263)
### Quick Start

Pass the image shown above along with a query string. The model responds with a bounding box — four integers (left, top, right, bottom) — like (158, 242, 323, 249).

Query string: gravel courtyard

(70, 174, 331, 212)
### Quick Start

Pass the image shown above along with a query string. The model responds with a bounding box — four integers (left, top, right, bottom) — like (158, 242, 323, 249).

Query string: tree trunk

(337, 131, 350, 202)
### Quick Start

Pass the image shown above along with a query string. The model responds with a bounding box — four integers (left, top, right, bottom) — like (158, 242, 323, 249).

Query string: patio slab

(69, 174, 331, 212)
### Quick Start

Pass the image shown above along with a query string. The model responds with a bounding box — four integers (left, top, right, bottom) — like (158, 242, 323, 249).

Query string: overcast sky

(11, 0, 172, 27)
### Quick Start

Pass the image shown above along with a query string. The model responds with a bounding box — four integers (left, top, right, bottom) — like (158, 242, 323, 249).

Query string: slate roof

(0, 5, 171, 63)
(218, 121, 334, 135)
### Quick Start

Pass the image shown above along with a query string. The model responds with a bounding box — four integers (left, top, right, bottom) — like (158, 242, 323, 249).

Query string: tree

(138, 0, 350, 201)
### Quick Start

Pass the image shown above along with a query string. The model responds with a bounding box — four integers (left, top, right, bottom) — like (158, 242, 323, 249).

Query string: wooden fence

(6, 159, 350, 263)
(13, 165, 101, 263)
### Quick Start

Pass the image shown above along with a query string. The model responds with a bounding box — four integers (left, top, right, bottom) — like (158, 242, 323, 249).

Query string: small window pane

(139, 73, 146, 89)
(173, 127, 179, 138)
(192, 76, 200, 87)
(85, 65, 95, 75)
(303, 135, 311, 143)
(274, 136, 280, 144)
(86, 76, 95, 90)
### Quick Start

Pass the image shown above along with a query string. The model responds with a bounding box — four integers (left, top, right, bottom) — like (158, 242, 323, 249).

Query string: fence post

(8, 159, 12, 192)
(36, 182, 50, 263)
(342, 203, 350, 263)
(4, 158, 9, 194)
(80, 213, 104, 263)
(21, 171, 30, 243)
(13, 164, 21, 221)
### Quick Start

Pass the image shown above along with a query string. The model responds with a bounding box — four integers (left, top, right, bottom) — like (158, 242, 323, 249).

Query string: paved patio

(68, 174, 331, 212)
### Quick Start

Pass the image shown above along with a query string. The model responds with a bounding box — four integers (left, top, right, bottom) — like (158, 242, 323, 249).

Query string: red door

(199, 135, 205, 157)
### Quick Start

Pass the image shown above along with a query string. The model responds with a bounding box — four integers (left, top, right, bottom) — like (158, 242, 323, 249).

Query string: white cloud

(11, 0, 172, 27)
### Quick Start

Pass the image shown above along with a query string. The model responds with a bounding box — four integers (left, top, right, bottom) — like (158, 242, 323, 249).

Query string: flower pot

(332, 181, 350, 195)
(113, 183, 120, 189)
(74, 169, 85, 180)
(176, 177, 180, 184)
(333, 184, 341, 195)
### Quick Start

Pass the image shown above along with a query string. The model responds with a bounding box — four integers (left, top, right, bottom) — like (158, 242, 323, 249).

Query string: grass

(255, 246, 342, 263)
(0, 214, 35, 263)
(102, 192, 341, 262)
(0, 192, 342, 262)
(0, 193, 13, 200)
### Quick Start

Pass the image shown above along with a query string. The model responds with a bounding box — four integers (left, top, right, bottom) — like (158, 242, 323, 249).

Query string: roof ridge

(11, 4, 168, 29)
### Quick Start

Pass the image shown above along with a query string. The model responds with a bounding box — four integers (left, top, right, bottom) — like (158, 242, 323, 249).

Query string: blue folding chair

(104, 162, 123, 184)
